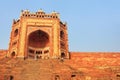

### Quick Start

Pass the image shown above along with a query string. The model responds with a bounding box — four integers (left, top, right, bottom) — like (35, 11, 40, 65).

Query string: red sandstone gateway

(8, 10, 69, 59)
(0, 10, 120, 80)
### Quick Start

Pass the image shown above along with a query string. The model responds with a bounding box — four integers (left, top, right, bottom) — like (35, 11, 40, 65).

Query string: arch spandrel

(27, 29, 50, 59)
(27, 26, 51, 36)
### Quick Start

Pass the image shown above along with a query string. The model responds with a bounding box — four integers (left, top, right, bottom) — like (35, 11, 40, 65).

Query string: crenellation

(21, 10, 59, 19)
(36, 9, 45, 14)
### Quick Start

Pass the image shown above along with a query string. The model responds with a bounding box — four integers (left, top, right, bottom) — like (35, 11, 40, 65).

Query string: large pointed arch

(27, 30, 50, 59)
(28, 30, 49, 48)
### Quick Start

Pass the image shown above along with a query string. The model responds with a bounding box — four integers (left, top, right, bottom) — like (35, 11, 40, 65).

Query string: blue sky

(0, 0, 120, 52)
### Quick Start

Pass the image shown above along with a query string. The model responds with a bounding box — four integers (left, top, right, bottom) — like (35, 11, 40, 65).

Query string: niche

(14, 29, 18, 37)
(55, 75, 60, 80)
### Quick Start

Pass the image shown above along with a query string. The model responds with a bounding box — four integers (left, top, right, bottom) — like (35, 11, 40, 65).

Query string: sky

(0, 0, 120, 52)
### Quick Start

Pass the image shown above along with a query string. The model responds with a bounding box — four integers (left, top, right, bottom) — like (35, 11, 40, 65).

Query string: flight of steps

(0, 58, 75, 80)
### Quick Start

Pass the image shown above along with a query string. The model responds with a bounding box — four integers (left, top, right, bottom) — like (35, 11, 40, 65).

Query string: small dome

(21, 9, 30, 14)
(24, 9, 29, 12)
(37, 9, 45, 14)
(38, 9, 44, 12)
(51, 11, 57, 14)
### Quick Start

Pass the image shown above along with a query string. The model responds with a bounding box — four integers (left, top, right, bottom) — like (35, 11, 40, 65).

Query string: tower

(8, 10, 69, 59)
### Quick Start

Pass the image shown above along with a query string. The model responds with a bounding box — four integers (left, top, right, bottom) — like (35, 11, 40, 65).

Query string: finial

(52, 10, 56, 14)
(13, 19, 16, 24)
(21, 10, 23, 12)
(38, 9, 44, 12)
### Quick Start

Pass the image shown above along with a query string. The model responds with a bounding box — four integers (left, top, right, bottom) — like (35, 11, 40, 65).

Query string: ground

(0, 51, 120, 80)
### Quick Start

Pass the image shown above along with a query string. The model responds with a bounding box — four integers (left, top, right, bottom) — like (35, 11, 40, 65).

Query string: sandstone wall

(0, 50, 7, 59)
(64, 52, 120, 79)
(69, 52, 120, 67)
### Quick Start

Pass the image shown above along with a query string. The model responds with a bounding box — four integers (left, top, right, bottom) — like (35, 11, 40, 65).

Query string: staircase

(0, 58, 74, 80)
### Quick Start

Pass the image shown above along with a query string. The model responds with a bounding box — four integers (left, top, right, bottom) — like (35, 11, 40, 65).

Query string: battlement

(20, 9, 59, 19)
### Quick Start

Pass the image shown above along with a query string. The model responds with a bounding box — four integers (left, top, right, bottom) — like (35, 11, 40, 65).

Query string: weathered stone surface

(0, 57, 81, 80)
(0, 52, 120, 80)
(0, 50, 7, 59)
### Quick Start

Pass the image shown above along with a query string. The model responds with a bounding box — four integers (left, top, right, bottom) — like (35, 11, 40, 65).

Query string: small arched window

(55, 75, 60, 80)
(11, 51, 16, 57)
(14, 29, 18, 37)
(61, 52, 65, 58)
(10, 75, 14, 80)
(71, 75, 76, 80)
(60, 30, 64, 39)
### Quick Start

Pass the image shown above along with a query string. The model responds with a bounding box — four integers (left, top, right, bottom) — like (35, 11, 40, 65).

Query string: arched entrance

(11, 51, 16, 58)
(60, 30, 65, 39)
(61, 52, 66, 58)
(27, 30, 50, 59)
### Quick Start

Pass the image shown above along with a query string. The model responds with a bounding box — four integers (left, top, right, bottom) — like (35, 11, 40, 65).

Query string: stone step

(0, 58, 75, 80)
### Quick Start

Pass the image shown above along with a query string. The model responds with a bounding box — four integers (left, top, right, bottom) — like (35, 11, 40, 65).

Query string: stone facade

(7, 10, 69, 59)
(0, 10, 120, 80)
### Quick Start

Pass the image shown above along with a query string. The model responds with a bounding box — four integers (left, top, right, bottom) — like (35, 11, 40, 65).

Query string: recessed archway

(61, 52, 66, 58)
(28, 30, 49, 48)
(27, 30, 50, 59)
(60, 30, 65, 39)
(14, 29, 18, 37)
(55, 75, 60, 80)
(10, 75, 14, 80)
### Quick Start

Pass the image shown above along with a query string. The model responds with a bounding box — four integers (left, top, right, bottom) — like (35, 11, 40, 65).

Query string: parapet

(20, 9, 60, 19)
